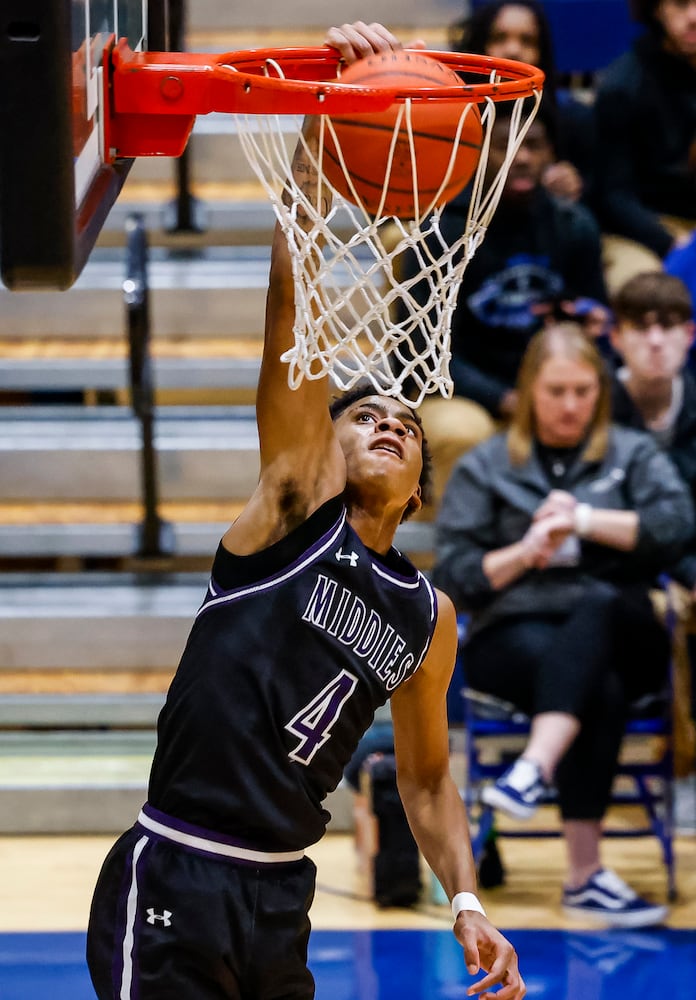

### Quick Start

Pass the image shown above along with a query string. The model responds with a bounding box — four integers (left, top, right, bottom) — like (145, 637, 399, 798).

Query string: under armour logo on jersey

(146, 908, 172, 927)
(335, 547, 359, 567)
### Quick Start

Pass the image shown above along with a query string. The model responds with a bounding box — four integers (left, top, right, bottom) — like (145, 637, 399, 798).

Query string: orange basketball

(322, 50, 483, 218)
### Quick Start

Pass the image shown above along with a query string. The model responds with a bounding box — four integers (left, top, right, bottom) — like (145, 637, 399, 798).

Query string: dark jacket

(593, 32, 696, 257)
(612, 370, 696, 587)
(556, 89, 597, 199)
(398, 188, 607, 416)
(433, 426, 694, 637)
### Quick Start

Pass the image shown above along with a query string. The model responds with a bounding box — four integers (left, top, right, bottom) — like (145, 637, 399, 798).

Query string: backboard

(0, 1, 170, 290)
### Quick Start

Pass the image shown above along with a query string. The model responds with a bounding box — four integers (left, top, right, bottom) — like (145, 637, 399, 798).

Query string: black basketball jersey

(147, 497, 438, 852)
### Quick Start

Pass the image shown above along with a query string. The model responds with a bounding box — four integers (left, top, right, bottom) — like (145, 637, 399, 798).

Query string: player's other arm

(391, 592, 525, 999)
(390, 595, 476, 901)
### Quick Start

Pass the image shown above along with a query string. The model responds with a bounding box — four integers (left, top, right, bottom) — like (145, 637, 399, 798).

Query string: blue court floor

(2, 927, 695, 999)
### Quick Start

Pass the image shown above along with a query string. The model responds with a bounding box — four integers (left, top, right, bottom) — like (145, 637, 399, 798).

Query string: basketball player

(86, 22, 524, 1000)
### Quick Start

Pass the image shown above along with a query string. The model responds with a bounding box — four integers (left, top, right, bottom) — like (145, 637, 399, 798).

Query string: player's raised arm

(255, 21, 408, 473)
(224, 23, 407, 553)
(222, 123, 344, 554)
(255, 117, 337, 473)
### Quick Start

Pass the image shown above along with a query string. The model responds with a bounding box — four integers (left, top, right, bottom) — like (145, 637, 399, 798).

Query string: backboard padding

(0, 1, 169, 290)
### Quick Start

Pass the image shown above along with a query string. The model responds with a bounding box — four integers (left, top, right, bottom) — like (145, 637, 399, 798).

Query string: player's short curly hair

(329, 385, 433, 516)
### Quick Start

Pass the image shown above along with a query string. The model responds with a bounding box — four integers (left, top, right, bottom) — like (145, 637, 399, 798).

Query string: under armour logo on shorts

(146, 908, 172, 927)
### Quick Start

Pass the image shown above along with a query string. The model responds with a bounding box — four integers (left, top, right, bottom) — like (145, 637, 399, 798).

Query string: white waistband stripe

(137, 810, 304, 864)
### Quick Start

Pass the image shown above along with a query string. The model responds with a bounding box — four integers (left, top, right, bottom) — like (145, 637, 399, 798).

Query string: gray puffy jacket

(433, 426, 695, 637)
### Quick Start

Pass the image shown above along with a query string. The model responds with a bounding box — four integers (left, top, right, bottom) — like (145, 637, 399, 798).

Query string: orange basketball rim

(103, 42, 544, 160)
(102, 42, 545, 406)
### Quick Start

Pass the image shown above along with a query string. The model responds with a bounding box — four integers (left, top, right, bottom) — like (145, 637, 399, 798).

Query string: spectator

(398, 102, 608, 513)
(593, 0, 696, 295)
(609, 270, 696, 792)
(449, 0, 596, 202)
(433, 322, 694, 926)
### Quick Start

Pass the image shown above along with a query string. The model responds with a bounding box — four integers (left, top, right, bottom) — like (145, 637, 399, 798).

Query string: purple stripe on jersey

(138, 803, 305, 866)
(196, 510, 347, 619)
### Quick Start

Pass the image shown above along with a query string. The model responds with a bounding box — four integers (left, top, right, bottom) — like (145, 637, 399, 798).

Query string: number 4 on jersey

(285, 669, 358, 764)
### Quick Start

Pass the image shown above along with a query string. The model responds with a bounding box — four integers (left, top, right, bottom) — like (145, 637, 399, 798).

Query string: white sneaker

(480, 758, 548, 820)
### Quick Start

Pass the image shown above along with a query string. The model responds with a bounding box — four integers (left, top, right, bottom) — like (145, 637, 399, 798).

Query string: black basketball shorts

(86, 808, 317, 999)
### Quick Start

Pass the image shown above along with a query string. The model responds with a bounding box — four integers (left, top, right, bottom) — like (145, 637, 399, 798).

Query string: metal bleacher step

(0, 568, 362, 833)
(0, 355, 260, 393)
(0, 245, 272, 339)
(0, 336, 262, 393)
(0, 729, 155, 834)
(0, 404, 260, 502)
(0, 514, 435, 561)
(97, 184, 277, 247)
(0, 571, 184, 832)
(0, 518, 227, 559)
(0, 728, 352, 834)
(0, 571, 205, 670)
(0, 741, 354, 835)
(0, 693, 165, 729)
(0, 230, 380, 340)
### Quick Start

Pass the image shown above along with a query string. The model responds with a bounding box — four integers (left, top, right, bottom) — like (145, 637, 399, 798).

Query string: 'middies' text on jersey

(147, 498, 437, 852)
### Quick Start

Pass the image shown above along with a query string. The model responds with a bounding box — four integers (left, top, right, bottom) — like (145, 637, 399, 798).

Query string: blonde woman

(434, 322, 694, 927)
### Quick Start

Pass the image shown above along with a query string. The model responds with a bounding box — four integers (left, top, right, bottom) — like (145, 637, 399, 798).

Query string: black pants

(464, 587, 670, 821)
(87, 825, 317, 1000)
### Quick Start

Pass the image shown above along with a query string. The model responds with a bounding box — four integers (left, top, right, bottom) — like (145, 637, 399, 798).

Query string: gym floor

(1, 824, 695, 998)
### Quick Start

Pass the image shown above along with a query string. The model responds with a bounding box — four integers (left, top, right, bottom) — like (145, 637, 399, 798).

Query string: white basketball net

(233, 84, 542, 407)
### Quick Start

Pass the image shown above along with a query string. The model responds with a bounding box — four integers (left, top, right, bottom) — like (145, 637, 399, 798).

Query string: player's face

(334, 396, 424, 510)
(486, 5, 542, 65)
(655, 0, 696, 60)
(612, 315, 694, 381)
(531, 356, 600, 448)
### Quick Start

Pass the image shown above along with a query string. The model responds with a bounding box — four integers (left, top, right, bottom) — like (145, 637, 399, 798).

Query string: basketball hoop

(107, 45, 544, 406)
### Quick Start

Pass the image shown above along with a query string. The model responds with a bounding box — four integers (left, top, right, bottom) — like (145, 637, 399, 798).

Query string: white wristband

(574, 503, 593, 538)
(451, 891, 486, 920)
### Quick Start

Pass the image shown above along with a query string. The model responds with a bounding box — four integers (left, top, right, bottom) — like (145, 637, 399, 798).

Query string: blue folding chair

(457, 616, 677, 901)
